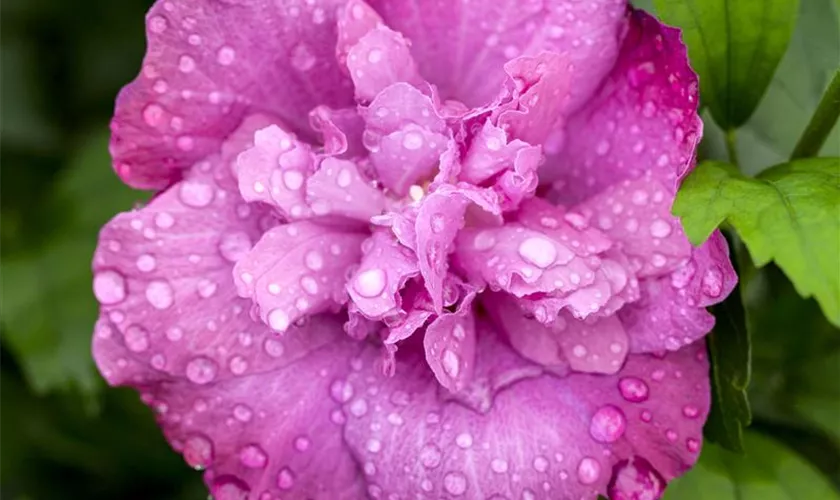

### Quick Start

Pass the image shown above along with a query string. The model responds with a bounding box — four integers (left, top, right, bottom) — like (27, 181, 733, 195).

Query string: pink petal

(111, 0, 354, 189)
(423, 293, 477, 392)
(367, 0, 626, 109)
(347, 26, 424, 102)
(235, 125, 316, 220)
(306, 157, 387, 222)
(347, 229, 420, 320)
(308, 105, 366, 157)
(340, 324, 709, 499)
(577, 177, 693, 279)
(679, 230, 738, 308)
(381, 280, 435, 343)
(363, 83, 449, 195)
(232, 221, 366, 333)
(545, 10, 702, 203)
(92, 124, 280, 385)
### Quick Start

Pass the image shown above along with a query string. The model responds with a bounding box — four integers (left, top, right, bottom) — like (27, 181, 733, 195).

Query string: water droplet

(228, 355, 248, 374)
(455, 432, 473, 448)
(607, 457, 665, 500)
(154, 212, 175, 229)
(146, 280, 174, 309)
(178, 55, 196, 73)
(491, 458, 509, 473)
(618, 376, 649, 402)
(197, 278, 217, 298)
(212, 476, 250, 500)
(473, 231, 496, 251)
(420, 444, 441, 468)
(337, 168, 352, 188)
(367, 48, 383, 63)
(268, 309, 290, 332)
(686, 438, 700, 453)
(186, 356, 218, 384)
(682, 405, 700, 419)
(233, 404, 253, 422)
(183, 434, 214, 470)
(283, 170, 304, 190)
(533, 456, 549, 472)
(577, 457, 601, 485)
(149, 15, 168, 33)
(349, 398, 368, 417)
(264, 337, 284, 357)
(671, 261, 696, 289)
(651, 253, 667, 268)
(589, 405, 627, 443)
(179, 181, 214, 207)
(366, 438, 382, 453)
(239, 444, 268, 468)
(143, 103, 165, 127)
(217, 46, 236, 65)
(300, 276, 319, 295)
(354, 268, 386, 297)
(294, 435, 311, 452)
(624, 218, 639, 233)
(701, 266, 723, 297)
(219, 232, 252, 262)
(135, 254, 157, 272)
(402, 132, 424, 150)
(442, 349, 461, 378)
(330, 379, 354, 403)
(291, 43, 316, 71)
(93, 270, 127, 305)
(650, 219, 672, 238)
(151, 353, 166, 369)
(124, 325, 150, 352)
(444, 471, 467, 496)
(518, 237, 557, 268)
(596, 139, 611, 155)
(305, 250, 324, 271)
(276, 468, 295, 489)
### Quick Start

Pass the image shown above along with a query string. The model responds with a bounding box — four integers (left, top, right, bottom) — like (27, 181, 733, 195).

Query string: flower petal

(111, 0, 354, 189)
(347, 229, 420, 320)
(367, 0, 626, 109)
(233, 221, 366, 333)
(577, 176, 693, 278)
(363, 83, 449, 195)
(340, 323, 709, 499)
(423, 293, 477, 392)
(306, 157, 387, 222)
(546, 9, 702, 203)
(346, 24, 424, 102)
(308, 105, 366, 157)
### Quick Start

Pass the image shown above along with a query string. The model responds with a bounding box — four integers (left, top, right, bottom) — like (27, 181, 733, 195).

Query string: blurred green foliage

(0, 0, 838, 498)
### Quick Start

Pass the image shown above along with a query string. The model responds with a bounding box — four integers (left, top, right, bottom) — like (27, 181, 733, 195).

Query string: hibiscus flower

(92, 1, 737, 498)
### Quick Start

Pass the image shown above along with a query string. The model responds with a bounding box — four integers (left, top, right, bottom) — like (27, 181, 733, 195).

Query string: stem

(791, 69, 840, 160)
(726, 129, 740, 166)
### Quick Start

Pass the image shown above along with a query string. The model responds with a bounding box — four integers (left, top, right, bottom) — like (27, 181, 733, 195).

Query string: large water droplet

(330, 379, 354, 403)
(650, 219, 672, 238)
(518, 237, 557, 269)
(186, 356, 218, 384)
(217, 46, 236, 65)
(146, 280, 174, 309)
(239, 444, 268, 468)
(337, 168, 352, 188)
(179, 181, 214, 207)
(354, 268, 386, 297)
(442, 349, 461, 378)
(607, 456, 665, 500)
(211, 476, 250, 500)
(93, 270, 127, 305)
(577, 457, 601, 485)
(305, 250, 324, 271)
(276, 467, 295, 490)
(228, 355, 248, 375)
(136, 254, 157, 272)
(589, 405, 627, 443)
(420, 444, 442, 468)
(283, 170, 304, 190)
(443, 471, 467, 496)
(618, 376, 650, 402)
(455, 432, 473, 449)
(219, 232, 252, 262)
(124, 325, 150, 352)
(473, 231, 496, 251)
(402, 132, 424, 150)
(701, 266, 723, 297)
(268, 309, 290, 332)
(183, 434, 214, 470)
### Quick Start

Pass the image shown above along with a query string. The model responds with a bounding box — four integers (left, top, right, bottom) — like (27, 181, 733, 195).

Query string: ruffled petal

(233, 221, 366, 332)
(92, 123, 279, 384)
(577, 176, 693, 279)
(423, 293, 477, 392)
(111, 0, 354, 189)
(367, 0, 626, 110)
(306, 157, 387, 222)
(347, 229, 419, 320)
(104, 316, 366, 499)
(235, 125, 317, 220)
(308, 105, 366, 157)
(339, 324, 709, 499)
(363, 83, 449, 195)
(546, 10, 702, 203)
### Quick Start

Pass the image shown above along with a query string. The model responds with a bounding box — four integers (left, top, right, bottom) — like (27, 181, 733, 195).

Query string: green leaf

(664, 431, 840, 499)
(654, 0, 801, 129)
(704, 241, 752, 452)
(673, 159, 840, 326)
(0, 130, 145, 396)
(699, 0, 840, 174)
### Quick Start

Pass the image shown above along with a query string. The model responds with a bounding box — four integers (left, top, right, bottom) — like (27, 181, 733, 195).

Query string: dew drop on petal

(146, 280, 174, 309)
(443, 472, 467, 496)
(420, 445, 442, 468)
(239, 444, 268, 468)
(124, 325, 150, 352)
(186, 356, 218, 384)
(701, 266, 723, 297)
(618, 376, 649, 402)
(283, 170, 304, 190)
(93, 270, 127, 305)
(183, 434, 214, 470)
(473, 231, 496, 251)
(589, 405, 627, 443)
(179, 181, 214, 207)
(305, 250, 324, 271)
(518, 237, 557, 268)
(650, 219, 672, 238)
(402, 132, 424, 150)
(442, 349, 461, 378)
(577, 457, 601, 485)
(354, 268, 386, 297)
(268, 309, 290, 332)
(607, 457, 665, 500)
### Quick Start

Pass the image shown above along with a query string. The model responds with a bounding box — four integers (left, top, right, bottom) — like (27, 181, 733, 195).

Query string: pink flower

(93, 1, 737, 498)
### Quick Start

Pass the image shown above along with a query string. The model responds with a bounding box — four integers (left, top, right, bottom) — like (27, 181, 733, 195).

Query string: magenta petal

(367, 0, 626, 109)
(415, 190, 470, 312)
(347, 229, 419, 320)
(423, 293, 477, 392)
(680, 230, 738, 308)
(578, 177, 692, 279)
(363, 83, 449, 195)
(306, 157, 387, 222)
(110, 0, 354, 189)
(339, 325, 709, 499)
(235, 125, 316, 220)
(347, 26, 424, 102)
(546, 10, 702, 203)
(233, 221, 366, 332)
(308, 105, 366, 157)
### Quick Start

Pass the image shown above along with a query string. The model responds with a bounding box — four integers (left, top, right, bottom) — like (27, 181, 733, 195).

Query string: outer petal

(367, 0, 626, 110)
(346, 25, 424, 102)
(306, 157, 387, 222)
(347, 229, 420, 320)
(92, 126, 278, 384)
(340, 324, 710, 499)
(99, 315, 366, 499)
(546, 10, 702, 203)
(233, 221, 366, 333)
(423, 293, 477, 392)
(111, 0, 354, 189)
(577, 176, 692, 279)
